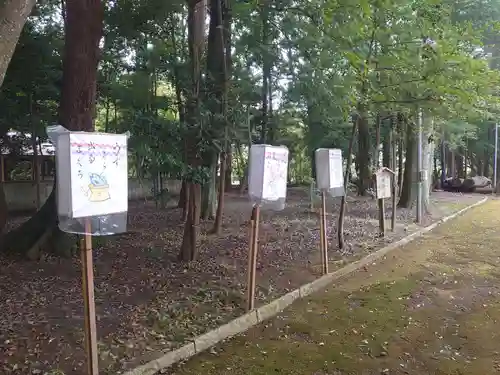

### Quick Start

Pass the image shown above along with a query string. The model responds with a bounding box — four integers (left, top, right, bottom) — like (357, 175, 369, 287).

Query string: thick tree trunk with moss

(1, 0, 103, 258)
(0, 0, 37, 234)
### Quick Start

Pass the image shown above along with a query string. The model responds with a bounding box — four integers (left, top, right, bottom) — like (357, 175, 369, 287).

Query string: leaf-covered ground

(0, 189, 483, 374)
(168, 197, 500, 375)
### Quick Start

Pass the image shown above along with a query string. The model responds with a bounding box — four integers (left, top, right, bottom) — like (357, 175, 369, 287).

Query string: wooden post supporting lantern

(49, 126, 129, 375)
(374, 167, 396, 237)
(315, 148, 344, 275)
(81, 220, 99, 375)
(246, 144, 289, 311)
(246, 205, 260, 311)
(320, 191, 328, 274)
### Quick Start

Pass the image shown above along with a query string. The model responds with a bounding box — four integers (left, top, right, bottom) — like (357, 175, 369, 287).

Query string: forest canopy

(1, 0, 500, 259)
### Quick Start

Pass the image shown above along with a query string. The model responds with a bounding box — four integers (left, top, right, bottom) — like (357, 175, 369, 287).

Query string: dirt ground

(169, 198, 500, 375)
(0, 189, 484, 374)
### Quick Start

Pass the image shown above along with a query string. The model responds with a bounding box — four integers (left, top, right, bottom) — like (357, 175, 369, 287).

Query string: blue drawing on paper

(86, 172, 111, 202)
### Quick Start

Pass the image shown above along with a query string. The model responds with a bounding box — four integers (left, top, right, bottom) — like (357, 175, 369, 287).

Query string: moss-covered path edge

(168, 199, 500, 375)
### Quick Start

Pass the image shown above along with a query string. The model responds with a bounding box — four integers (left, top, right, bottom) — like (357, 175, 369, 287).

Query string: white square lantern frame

(248, 144, 289, 210)
(315, 148, 344, 197)
(245, 144, 289, 312)
(48, 125, 129, 235)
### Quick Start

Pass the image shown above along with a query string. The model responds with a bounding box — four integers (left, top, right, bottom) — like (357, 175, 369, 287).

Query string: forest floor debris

(167, 198, 500, 375)
(0, 188, 483, 374)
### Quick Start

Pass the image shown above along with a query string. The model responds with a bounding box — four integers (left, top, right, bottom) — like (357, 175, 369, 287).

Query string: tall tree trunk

(30, 95, 41, 210)
(260, 0, 270, 143)
(477, 158, 484, 176)
(180, 183, 201, 261)
(398, 120, 416, 208)
(440, 132, 446, 186)
(201, 153, 217, 220)
(168, 15, 188, 213)
(178, 180, 187, 209)
(397, 114, 404, 195)
(55, 0, 104, 255)
(0, 0, 36, 87)
(446, 149, 453, 177)
(357, 110, 370, 195)
(1, 0, 103, 257)
(104, 97, 110, 132)
(239, 105, 252, 194)
(60, 0, 103, 130)
(212, 0, 229, 234)
(422, 116, 433, 211)
(382, 131, 390, 168)
(455, 151, 464, 179)
(338, 117, 358, 250)
(0, 0, 37, 233)
(224, 148, 232, 190)
(374, 113, 381, 168)
(179, 0, 206, 262)
(223, 0, 232, 192)
(485, 125, 491, 177)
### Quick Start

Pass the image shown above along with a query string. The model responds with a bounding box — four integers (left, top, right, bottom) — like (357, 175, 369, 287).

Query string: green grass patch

(170, 201, 500, 375)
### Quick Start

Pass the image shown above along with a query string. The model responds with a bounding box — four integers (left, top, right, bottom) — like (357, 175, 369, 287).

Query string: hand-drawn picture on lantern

(85, 173, 111, 202)
(55, 131, 128, 219)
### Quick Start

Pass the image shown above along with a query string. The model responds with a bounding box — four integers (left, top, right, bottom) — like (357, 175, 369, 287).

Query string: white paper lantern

(248, 144, 289, 203)
(55, 132, 128, 219)
(315, 148, 343, 190)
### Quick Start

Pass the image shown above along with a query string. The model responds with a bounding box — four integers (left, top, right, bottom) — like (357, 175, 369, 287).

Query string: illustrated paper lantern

(315, 148, 343, 190)
(248, 144, 289, 207)
(55, 132, 128, 219)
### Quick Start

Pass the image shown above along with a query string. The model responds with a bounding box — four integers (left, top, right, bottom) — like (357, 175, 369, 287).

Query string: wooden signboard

(374, 167, 396, 237)
(375, 168, 392, 199)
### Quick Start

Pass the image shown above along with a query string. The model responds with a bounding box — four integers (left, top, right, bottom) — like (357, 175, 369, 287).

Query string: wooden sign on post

(315, 148, 343, 275)
(247, 144, 289, 311)
(374, 167, 395, 237)
(375, 170, 391, 199)
(50, 126, 129, 375)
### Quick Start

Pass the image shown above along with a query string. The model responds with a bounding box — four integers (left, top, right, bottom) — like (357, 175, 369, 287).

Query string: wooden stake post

(314, 148, 343, 275)
(247, 205, 260, 311)
(81, 220, 99, 375)
(246, 144, 289, 311)
(319, 191, 328, 274)
(50, 128, 129, 375)
(374, 167, 396, 237)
